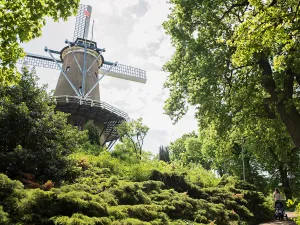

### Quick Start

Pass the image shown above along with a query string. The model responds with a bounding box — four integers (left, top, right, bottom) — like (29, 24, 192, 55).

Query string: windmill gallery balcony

(54, 95, 129, 149)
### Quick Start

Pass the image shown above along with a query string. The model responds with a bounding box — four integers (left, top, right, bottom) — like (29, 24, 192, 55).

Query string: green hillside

(0, 151, 273, 225)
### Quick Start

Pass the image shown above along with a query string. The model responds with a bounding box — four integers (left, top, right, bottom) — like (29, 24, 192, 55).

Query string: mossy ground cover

(0, 152, 273, 225)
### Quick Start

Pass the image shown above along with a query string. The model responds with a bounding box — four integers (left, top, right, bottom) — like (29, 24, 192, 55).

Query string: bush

(0, 68, 86, 182)
(0, 151, 273, 225)
(85, 120, 101, 146)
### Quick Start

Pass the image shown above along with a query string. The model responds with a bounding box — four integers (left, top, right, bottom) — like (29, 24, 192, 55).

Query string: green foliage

(163, 0, 300, 198)
(0, 150, 273, 225)
(0, 68, 85, 182)
(186, 165, 220, 188)
(52, 213, 111, 225)
(111, 140, 138, 163)
(286, 199, 300, 224)
(158, 146, 170, 163)
(0, 0, 79, 85)
(85, 120, 101, 146)
(116, 118, 149, 160)
(163, 0, 300, 150)
(0, 205, 10, 225)
(295, 202, 300, 225)
(169, 132, 197, 161)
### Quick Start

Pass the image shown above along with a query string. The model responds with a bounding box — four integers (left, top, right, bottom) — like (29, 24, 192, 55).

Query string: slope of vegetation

(0, 68, 273, 225)
(0, 152, 273, 225)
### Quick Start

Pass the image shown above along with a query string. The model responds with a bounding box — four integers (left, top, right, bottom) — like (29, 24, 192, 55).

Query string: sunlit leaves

(116, 118, 149, 159)
(0, 0, 79, 85)
(0, 67, 85, 181)
(164, 0, 300, 146)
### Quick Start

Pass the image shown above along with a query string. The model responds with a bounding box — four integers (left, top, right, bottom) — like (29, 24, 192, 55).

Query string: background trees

(116, 118, 149, 160)
(85, 120, 101, 146)
(158, 145, 170, 163)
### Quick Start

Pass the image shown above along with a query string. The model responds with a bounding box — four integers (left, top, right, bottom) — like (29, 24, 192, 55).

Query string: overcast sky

(21, 0, 198, 154)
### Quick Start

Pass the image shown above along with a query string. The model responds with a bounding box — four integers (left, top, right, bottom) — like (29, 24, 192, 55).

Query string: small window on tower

(75, 120, 83, 131)
(95, 72, 98, 78)
(66, 66, 70, 72)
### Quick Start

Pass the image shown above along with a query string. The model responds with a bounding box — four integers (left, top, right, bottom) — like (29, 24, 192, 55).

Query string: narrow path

(259, 212, 297, 225)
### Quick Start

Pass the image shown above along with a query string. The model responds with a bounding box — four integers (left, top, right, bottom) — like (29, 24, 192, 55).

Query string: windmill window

(66, 66, 70, 71)
(95, 72, 98, 78)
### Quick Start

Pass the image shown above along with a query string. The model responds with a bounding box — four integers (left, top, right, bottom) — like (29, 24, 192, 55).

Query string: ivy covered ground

(0, 152, 273, 225)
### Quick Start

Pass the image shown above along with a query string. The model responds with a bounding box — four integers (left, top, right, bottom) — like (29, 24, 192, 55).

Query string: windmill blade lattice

(100, 63, 147, 83)
(18, 53, 61, 70)
(73, 4, 92, 41)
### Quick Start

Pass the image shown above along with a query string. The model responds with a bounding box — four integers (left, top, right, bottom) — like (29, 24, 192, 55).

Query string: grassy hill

(0, 151, 273, 225)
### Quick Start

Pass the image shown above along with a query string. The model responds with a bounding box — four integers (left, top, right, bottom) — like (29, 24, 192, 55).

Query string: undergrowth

(0, 151, 273, 225)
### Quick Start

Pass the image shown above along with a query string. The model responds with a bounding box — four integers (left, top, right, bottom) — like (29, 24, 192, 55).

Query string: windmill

(19, 4, 147, 149)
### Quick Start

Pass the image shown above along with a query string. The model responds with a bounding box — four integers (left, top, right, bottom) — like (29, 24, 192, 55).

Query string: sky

(21, 0, 198, 154)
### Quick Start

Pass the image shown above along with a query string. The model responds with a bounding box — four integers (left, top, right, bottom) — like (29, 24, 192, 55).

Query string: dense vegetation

(0, 70, 273, 224)
(1, 0, 299, 224)
(163, 0, 300, 200)
(0, 152, 273, 225)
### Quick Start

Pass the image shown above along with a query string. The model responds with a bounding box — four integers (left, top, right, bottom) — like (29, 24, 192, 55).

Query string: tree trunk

(278, 165, 293, 200)
(258, 57, 300, 148)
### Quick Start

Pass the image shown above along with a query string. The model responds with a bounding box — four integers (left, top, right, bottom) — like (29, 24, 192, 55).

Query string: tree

(158, 145, 170, 163)
(163, 0, 300, 149)
(85, 120, 100, 146)
(0, 0, 80, 85)
(198, 113, 300, 198)
(168, 132, 197, 161)
(0, 67, 85, 182)
(168, 132, 212, 169)
(242, 117, 300, 199)
(116, 118, 149, 160)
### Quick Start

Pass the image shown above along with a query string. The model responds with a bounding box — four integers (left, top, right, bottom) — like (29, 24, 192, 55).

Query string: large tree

(0, 67, 84, 182)
(163, 0, 300, 148)
(0, 0, 79, 85)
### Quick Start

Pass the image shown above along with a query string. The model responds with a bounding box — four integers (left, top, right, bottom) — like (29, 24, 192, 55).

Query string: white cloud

(128, 0, 170, 49)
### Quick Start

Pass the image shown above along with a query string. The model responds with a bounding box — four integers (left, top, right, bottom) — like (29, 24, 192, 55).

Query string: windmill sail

(73, 4, 92, 41)
(100, 62, 147, 84)
(18, 53, 61, 70)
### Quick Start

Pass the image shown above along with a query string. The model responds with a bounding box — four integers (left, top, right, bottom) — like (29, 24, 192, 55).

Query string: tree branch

(283, 69, 294, 101)
(219, 0, 249, 21)
(125, 134, 139, 158)
(258, 56, 278, 102)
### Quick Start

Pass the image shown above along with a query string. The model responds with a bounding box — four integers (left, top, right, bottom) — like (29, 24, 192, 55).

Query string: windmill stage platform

(55, 95, 129, 148)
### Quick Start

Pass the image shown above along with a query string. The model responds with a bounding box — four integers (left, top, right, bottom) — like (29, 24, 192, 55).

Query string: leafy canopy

(0, 67, 85, 181)
(116, 118, 149, 160)
(163, 0, 300, 148)
(0, 0, 79, 85)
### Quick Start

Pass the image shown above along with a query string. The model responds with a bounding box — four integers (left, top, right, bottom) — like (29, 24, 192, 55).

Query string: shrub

(85, 120, 101, 146)
(0, 205, 10, 225)
(51, 213, 111, 225)
(0, 69, 86, 182)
